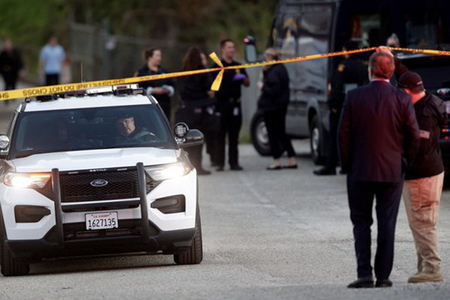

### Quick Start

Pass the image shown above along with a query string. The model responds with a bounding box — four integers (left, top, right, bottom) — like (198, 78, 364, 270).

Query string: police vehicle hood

(10, 148, 179, 173)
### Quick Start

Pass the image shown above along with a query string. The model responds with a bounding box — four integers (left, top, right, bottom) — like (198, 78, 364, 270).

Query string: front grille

(36, 169, 159, 202)
(61, 170, 138, 202)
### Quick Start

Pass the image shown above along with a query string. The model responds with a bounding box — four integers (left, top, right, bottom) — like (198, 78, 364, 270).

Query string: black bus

(247, 0, 450, 164)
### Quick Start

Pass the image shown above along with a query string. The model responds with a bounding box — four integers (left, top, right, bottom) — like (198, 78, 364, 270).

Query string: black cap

(398, 71, 425, 93)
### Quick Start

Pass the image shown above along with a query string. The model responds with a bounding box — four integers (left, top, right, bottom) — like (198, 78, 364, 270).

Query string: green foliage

(0, 1, 277, 76)
(0, 0, 68, 47)
(68, 0, 278, 55)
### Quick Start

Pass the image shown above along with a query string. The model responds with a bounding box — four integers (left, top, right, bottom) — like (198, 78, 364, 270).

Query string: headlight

(3, 173, 51, 189)
(144, 162, 192, 181)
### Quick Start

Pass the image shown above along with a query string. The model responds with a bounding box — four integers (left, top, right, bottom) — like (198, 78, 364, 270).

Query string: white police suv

(0, 85, 203, 276)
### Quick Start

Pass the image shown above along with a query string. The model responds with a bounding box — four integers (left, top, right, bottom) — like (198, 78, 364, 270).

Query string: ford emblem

(90, 179, 108, 187)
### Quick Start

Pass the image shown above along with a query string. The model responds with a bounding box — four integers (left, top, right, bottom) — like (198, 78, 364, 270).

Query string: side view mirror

(244, 35, 257, 63)
(0, 134, 9, 159)
(0, 135, 9, 150)
(173, 123, 204, 148)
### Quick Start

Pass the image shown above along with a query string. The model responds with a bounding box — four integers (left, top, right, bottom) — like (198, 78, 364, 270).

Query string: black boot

(313, 167, 336, 176)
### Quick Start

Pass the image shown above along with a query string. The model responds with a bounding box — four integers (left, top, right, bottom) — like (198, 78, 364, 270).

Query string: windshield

(10, 105, 175, 159)
(405, 11, 450, 50)
(271, 3, 332, 96)
(335, 0, 450, 51)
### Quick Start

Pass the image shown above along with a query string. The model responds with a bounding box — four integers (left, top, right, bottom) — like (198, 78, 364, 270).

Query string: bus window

(272, 8, 301, 98)
(296, 4, 333, 94)
(405, 11, 450, 50)
(272, 6, 299, 58)
(280, 16, 298, 58)
(350, 14, 381, 47)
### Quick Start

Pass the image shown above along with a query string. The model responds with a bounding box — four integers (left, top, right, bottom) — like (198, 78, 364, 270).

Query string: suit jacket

(338, 80, 420, 182)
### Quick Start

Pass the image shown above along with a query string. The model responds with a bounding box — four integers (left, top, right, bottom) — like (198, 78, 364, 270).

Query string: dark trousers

(217, 106, 242, 167)
(347, 176, 403, 280)
(324, 109, 340, 169)
(263, 107, 295, 159)
(2, 73, 17, 90)
(45, 74, 59, 86)
(205, 130, 218, 164)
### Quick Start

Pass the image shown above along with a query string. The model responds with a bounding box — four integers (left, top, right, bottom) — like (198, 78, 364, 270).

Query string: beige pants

(403, 172, 444, 274)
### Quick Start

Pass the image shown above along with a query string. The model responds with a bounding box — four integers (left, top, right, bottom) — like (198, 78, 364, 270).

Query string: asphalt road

(1, 86, 450, 299)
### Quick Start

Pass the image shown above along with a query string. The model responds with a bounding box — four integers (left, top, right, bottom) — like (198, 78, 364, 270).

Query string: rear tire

(174, 206, 203, 265)
(1, 232, 30, 276)
(250, 111, 271, 156)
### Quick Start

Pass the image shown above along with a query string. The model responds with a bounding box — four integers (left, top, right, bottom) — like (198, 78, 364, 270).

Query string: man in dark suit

(338, 50, 420, 288)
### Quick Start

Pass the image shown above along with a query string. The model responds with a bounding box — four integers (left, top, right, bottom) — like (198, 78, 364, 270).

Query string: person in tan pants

(398, 71, 447, 283)
(403, 172, 444, 281)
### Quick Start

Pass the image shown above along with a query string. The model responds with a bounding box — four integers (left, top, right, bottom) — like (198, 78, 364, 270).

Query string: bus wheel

(250, 111, 271, 156)
(310, 115, 325, 165)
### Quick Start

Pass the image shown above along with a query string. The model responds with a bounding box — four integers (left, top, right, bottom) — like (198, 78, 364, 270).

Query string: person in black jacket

(338, 51, 420, 288)
(211, 39, 250, 171)
(134, 48, 175, 121)
(398, 71, 447, 283)
(314, 41, 368, 175)
(177, 46, 215, 175)
(0, 39, 23, 91)
(258, 48, 296, 170)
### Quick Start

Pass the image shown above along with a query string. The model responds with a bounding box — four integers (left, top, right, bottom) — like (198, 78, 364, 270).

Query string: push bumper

(7, 225, 196, 261)
(5, 163, 196, 261)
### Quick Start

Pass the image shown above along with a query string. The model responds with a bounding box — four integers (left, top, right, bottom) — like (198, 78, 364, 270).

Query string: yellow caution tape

(209, 52, 224, 91)
(389, 47, 450, 56)
(2, 46, 450, 102)
(0, 67, 221, 101)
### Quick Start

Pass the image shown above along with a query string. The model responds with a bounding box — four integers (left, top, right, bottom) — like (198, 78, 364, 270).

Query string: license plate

(85, 212, 118, 230)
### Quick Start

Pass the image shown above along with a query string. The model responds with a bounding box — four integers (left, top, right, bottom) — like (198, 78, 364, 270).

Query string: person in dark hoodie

(398, 71, 447, 284)
(177, 46, 215, 175)
(0, 39, 23, 91)
(258, 48, 297, 170)
(134, 48, 175, 122)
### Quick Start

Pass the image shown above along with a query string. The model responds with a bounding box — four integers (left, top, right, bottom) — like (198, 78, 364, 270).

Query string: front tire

(1, 232, 30, 276)
(250, 111, 271, 156)
(310, 115, 325, 165)
(174, 206, 203, 265)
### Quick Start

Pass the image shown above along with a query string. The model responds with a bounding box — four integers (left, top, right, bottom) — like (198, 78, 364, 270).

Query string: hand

(233, 73, 247, 82)
(376, 46, 394, 58)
